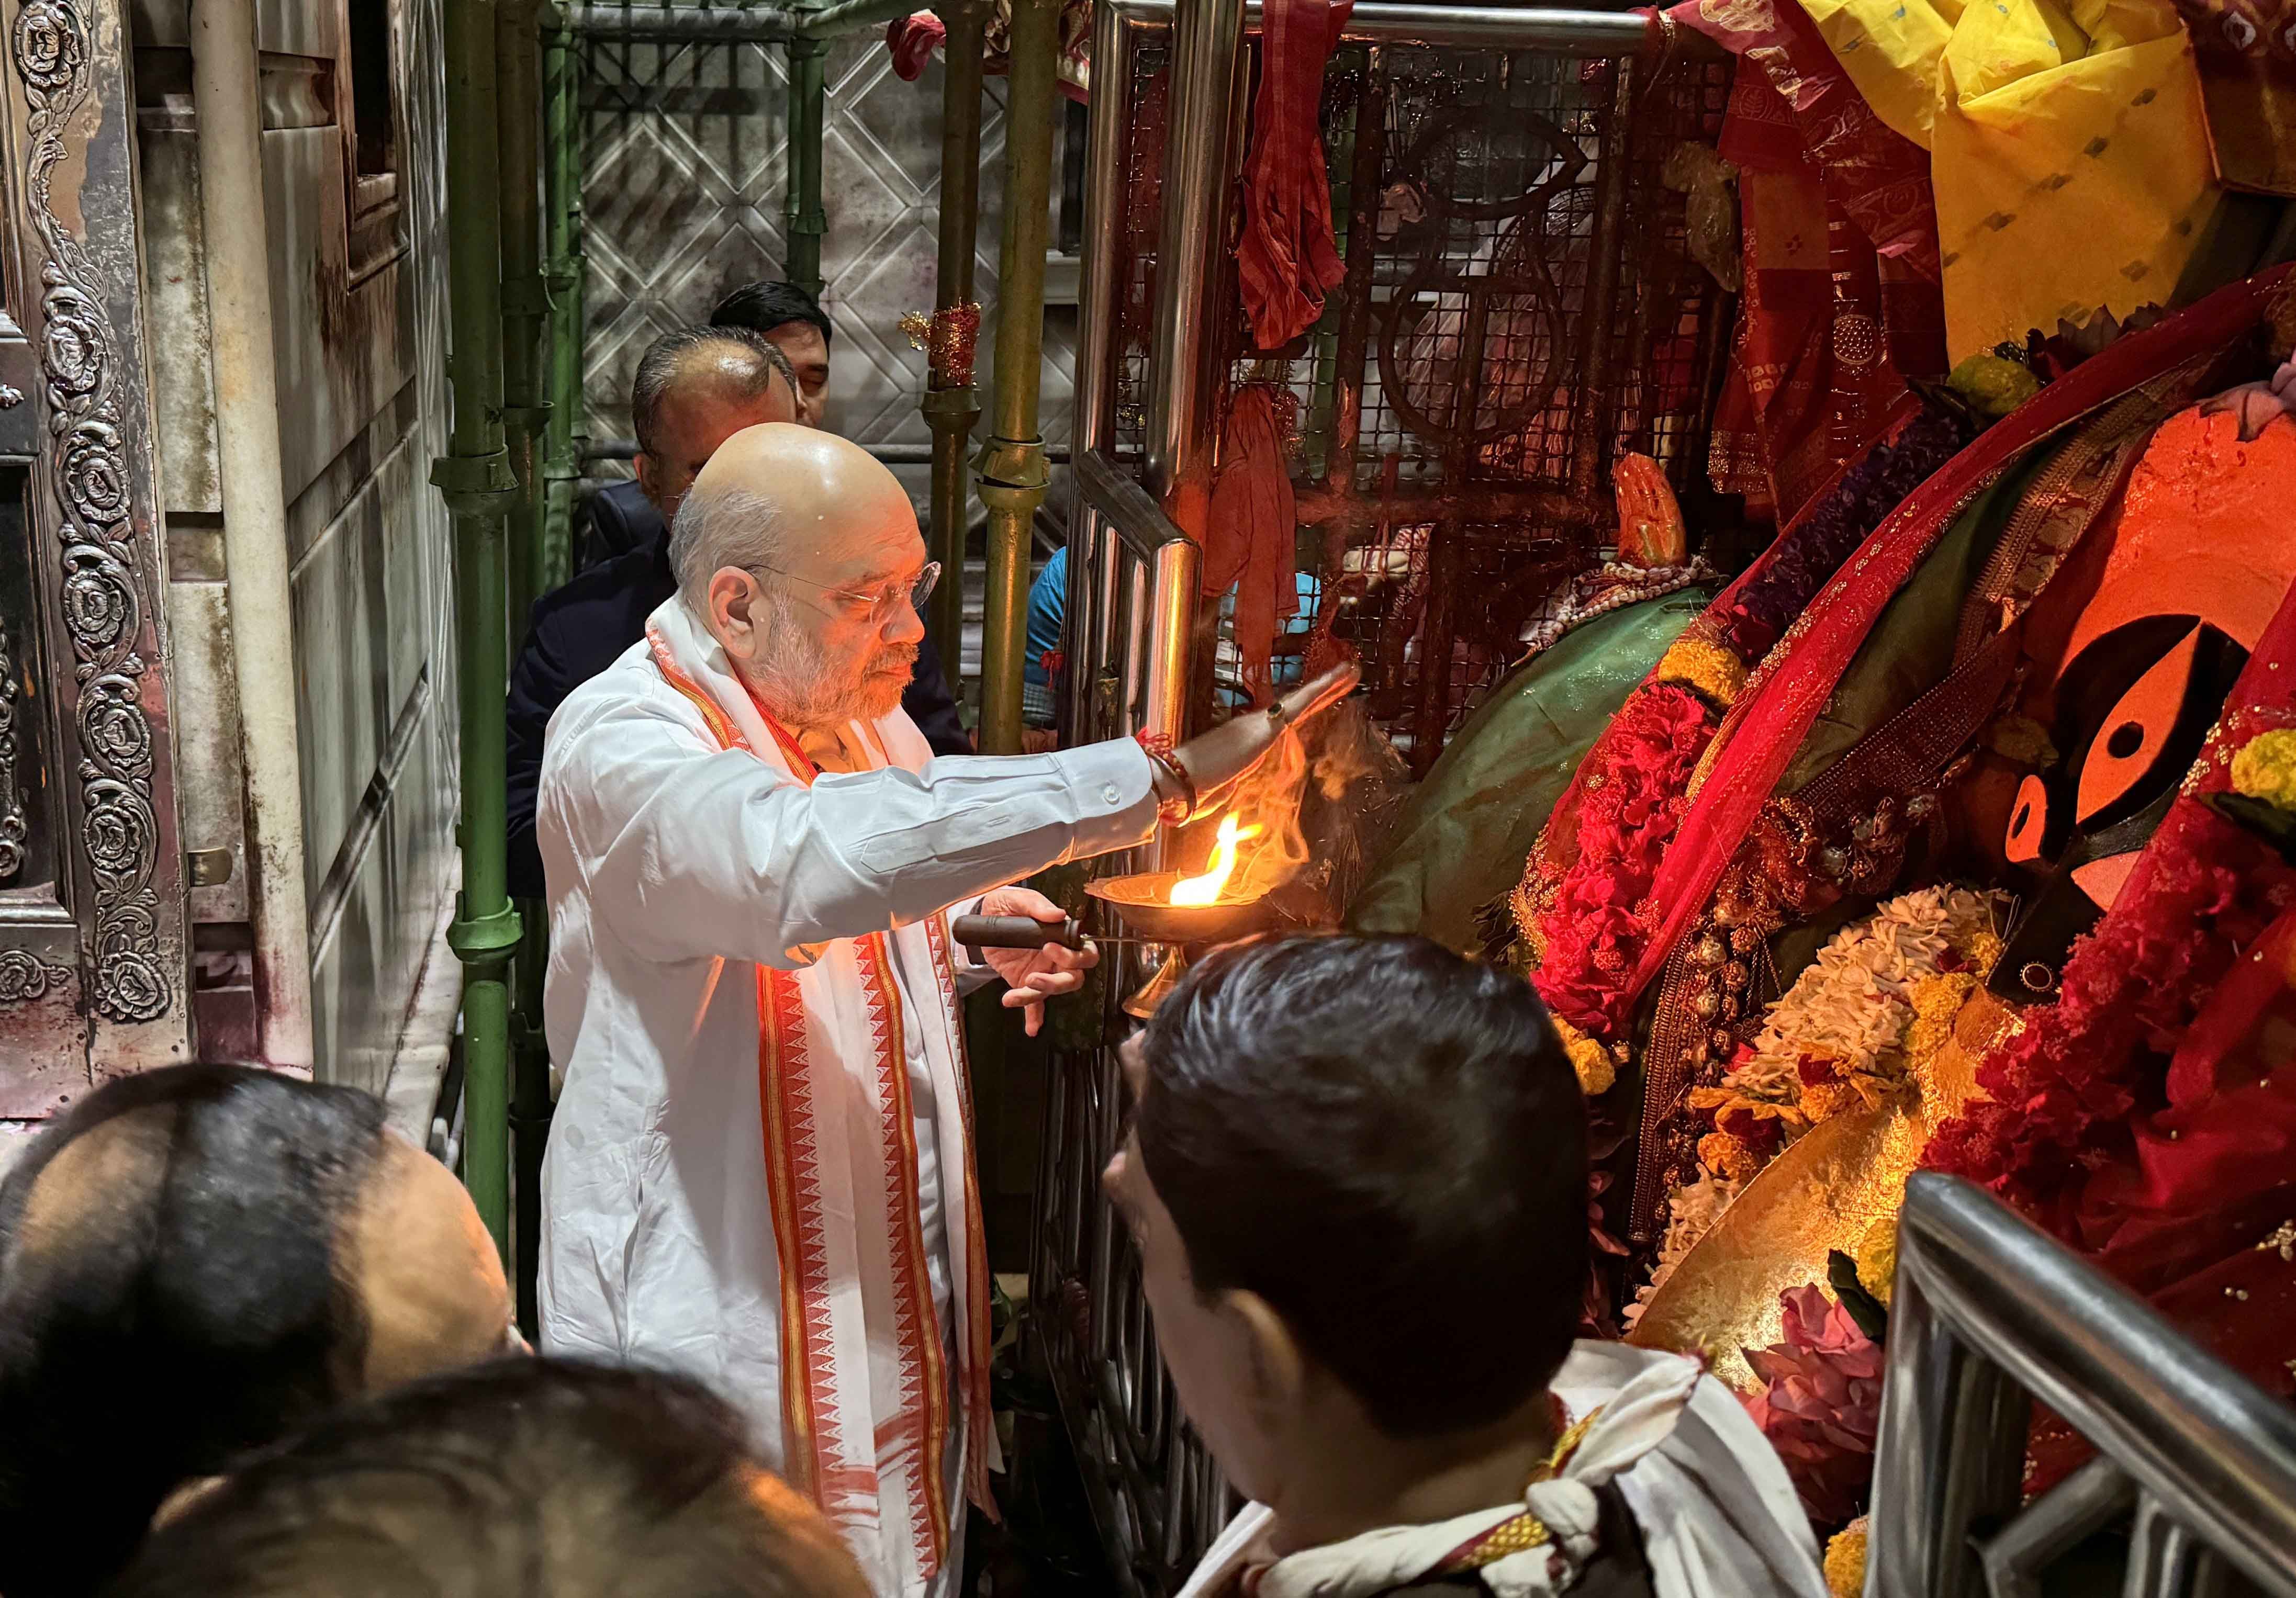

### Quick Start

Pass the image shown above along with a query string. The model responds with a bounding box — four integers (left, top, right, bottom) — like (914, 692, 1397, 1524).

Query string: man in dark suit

(507, 321, 969, 899)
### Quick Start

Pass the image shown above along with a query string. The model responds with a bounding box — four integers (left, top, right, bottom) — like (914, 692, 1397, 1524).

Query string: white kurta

(536, 600, 1158, 1596)
(1178, 1342, 1829, 1598)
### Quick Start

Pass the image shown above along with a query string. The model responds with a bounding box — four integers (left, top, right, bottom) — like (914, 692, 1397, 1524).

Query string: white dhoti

(536, 598, 1158, 1596)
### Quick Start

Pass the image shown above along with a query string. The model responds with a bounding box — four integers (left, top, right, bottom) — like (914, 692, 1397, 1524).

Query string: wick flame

(1170, 814, 1262, 906)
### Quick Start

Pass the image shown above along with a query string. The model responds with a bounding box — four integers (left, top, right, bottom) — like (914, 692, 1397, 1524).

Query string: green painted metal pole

(435, 0, 522, 1266)
(499, 0, 549, 631)
(924, 0, 984, 696)
(785, 32, 828, 299)
(974, 0, 1059, 755)
(541, 9, 585, 591)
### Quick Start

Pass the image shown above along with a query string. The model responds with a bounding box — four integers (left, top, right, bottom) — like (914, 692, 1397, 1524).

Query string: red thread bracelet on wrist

(1133, 730, 1195, 823)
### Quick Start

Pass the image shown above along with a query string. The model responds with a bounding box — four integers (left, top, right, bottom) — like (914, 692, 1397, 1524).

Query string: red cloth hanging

(1202, 389, 1298, 705)
(886, 10, 945, 81)
(1236, 0, 1353, 351)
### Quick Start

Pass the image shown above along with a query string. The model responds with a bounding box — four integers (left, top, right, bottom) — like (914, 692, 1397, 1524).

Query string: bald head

(630, 327, 800, 525)
(670, 424, 910, 597)
(670, 424, 928, 731)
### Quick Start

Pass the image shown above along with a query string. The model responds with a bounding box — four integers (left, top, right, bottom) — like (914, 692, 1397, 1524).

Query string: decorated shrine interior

(3, 0, 2296, 1590)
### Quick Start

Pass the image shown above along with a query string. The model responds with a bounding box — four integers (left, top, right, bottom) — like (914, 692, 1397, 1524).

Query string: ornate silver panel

(0, 0, 189, 1108)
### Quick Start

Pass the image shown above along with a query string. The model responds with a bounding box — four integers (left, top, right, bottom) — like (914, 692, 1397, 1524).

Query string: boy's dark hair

(103, 1358, 848, 1598)
(1137, 933, 1588, 1439)
(630, 325, 798, 455)
(711, 280, 834, 347)
(0, 1064, 390, 1597)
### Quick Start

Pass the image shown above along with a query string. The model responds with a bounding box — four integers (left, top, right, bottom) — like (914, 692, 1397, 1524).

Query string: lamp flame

(1169, 813, 1262, 906)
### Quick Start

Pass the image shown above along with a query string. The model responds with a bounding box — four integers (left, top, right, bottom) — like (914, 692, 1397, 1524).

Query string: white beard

(744, 596, 912, 730)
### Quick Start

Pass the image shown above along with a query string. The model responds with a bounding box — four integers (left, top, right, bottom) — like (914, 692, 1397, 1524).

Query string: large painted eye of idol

(1989, 387, 2296, 1006)
(1990, 616, 2249, 1006)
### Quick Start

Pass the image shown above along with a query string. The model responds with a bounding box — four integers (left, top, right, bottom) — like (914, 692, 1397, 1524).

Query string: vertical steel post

(499, 0, 549, 629)
(924, 0, 985, 689)
(1567, 55, 1637, 505)
(786, 32, 830, 298)
(1059, 0, 1132, 745)
(190, 0, 317, 1070)
(434, 0, 522, 1264)
(541, 9, 586, 592)
(1324, 53, 1384, 500)
(973, 0, 1062, 754)
(1145, 0, 1245, 519)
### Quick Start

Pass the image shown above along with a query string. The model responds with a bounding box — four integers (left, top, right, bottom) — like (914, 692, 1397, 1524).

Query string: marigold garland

(1520, 399, 1981, 1023)
(1823, 1518, 1869, 1598)
(2232, 728, 2296, 811)
(1554, 1015, 1619, 1096)
(1655, 632, 1749, 708)
(1635, 886, 2004, 1310)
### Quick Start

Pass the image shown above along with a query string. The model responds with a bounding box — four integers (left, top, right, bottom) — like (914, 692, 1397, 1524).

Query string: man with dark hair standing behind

(713, 279, 833, 425)
(1102, 935, 1828, 1598)
(507, 316, 969, 899)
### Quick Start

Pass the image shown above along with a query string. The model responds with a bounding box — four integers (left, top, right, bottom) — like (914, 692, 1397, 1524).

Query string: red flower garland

(1924, 800, 2296, 1222)
(1535, 684, 1713, 1037)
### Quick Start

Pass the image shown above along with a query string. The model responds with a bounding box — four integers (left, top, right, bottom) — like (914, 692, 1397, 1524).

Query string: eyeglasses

(748, 559, 941, 625)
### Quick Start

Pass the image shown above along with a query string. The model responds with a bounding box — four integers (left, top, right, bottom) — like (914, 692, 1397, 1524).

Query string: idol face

(1992, 615, 2248, 1005)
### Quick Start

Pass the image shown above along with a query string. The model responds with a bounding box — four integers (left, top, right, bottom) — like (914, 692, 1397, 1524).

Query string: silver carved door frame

(0, 0, 189, 1113)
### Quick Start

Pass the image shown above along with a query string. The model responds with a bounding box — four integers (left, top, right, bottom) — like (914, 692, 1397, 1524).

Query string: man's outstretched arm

(542, 692, 1158, 969)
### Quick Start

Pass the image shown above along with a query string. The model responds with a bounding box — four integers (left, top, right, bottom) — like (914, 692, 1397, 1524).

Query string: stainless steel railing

(1031, 443, 1213, 1596)
(1869, 1171, 2296, 1598)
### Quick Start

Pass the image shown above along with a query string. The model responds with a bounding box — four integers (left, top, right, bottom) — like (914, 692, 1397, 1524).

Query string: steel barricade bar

(1869, 1173, 2296, 1598)
(1102, 0, 1722, 57)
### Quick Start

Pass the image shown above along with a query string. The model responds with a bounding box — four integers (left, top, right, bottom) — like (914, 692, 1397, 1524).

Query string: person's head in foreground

(0, 1064, 514, 1598)
(100, 1357, 870, 1598)
(671, 423, 935, 733)
(712, 280, 833, 426)
(632, 324, 801, 523)
(1110, 935, 1826, 1598)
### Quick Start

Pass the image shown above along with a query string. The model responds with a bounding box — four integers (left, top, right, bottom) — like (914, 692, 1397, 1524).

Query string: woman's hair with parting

(0, 1063, 389, 1598)
(1137, 932, 1588, 1439)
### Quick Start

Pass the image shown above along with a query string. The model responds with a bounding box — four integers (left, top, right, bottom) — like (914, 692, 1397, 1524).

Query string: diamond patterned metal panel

(578, 31, 1073, 457)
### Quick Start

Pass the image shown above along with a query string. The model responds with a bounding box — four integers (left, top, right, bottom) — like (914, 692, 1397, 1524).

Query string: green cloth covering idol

(1349, 589, 1713, 952)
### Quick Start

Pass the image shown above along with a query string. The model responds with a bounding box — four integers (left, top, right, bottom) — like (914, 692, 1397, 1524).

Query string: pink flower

(1743, 1285, 1884, 1529)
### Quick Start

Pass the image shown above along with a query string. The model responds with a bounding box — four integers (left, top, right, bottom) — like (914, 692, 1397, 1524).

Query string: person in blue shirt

(1022, 546, 1068, 748)
(1020, 546, 1323, 748)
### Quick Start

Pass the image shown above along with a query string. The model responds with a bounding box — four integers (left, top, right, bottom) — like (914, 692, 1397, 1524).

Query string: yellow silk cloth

(1795, 0, 2220, 361)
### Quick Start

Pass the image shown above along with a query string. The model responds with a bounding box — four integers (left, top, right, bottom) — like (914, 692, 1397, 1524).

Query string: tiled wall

(135, 0, 458, 1091)
(577, 33, 1078, 517)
